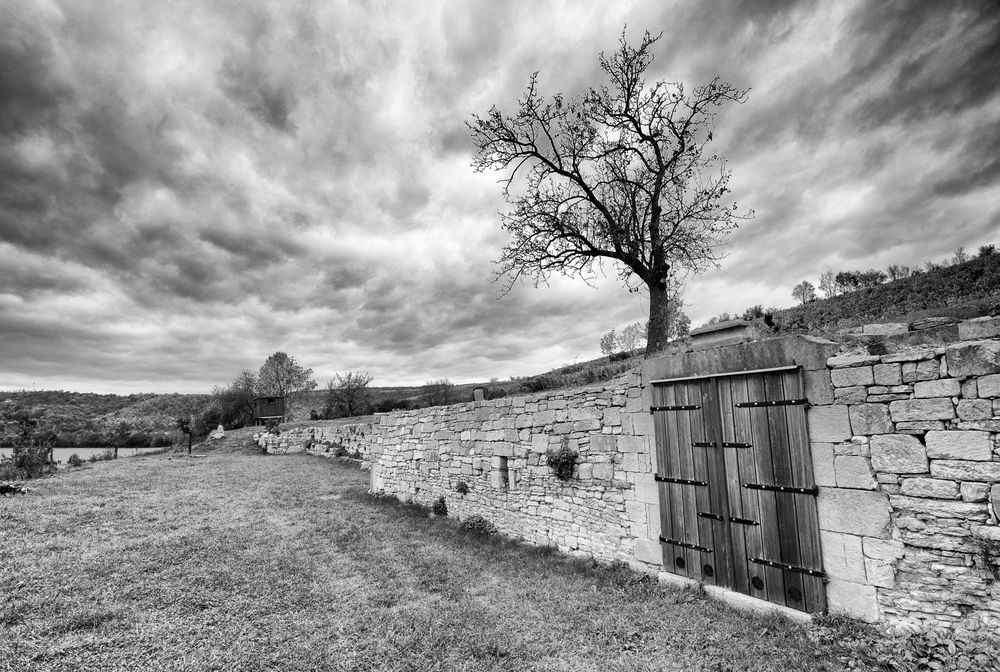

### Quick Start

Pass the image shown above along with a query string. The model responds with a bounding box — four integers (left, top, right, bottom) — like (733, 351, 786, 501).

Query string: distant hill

(770, 251, 1000, 333)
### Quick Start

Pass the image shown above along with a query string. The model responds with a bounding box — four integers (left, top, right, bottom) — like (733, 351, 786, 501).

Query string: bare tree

(423, 379, 455, 407)
(599, 328, 617, 356)
(325, 371, 374, 418)
(886, 264, 911, 281)
(469, 30, 751, 356)
(818, 269, 839, 298)
(617, 322, 645, 352)
(952, 246, 969, 265)
(791, 281, 816, 304)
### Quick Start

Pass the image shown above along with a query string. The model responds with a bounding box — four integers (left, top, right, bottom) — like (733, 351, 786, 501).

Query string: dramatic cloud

(1, 0, 998, 393)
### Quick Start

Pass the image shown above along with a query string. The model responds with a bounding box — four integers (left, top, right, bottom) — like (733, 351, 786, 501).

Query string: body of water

(0, 446, 165, 462)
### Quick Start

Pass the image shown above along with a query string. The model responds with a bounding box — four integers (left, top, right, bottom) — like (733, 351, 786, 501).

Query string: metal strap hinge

(750, 557, 826, 578)
(659, 536, 713, 553)
(691, 441, 717, 448)
(743, 483, 818, 495)
(655, 475, 708, 486)
(735, 399, 808, 408)
(650, 405, 701, 413)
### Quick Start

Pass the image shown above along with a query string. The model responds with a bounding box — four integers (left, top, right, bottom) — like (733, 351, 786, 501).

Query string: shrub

(432, 496, 448, 516)
(460, 514, 497, 535)
(455, 481, 469, 495)
(67, 453, 84, 468)
(546, 440, 577, 481)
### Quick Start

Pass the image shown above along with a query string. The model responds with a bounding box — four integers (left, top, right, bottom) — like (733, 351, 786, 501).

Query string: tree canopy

(470, 29, 750, 354)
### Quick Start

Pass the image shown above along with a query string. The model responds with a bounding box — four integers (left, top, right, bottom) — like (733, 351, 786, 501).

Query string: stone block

(991, 484, 1000, 518)
(834, 455, 876, 489)
(961, 482, 990, 502)
(889, 495, 989, 519)
(828, 354, 881, 368)
(899, 477, 960, 499)
(958, 316, 1000, 340)
(633, 537, 663, 565)
(849, 404, 893, 435)
(873, 363, 902, 386)
(924, 430, 991, 461)
(913, 379, 960, 398)
(894, 421, 944, 433)
(826, 579, 879, 622)
(811, 443, 837, 487)
(931, 460, 1000, 482)
(817, 488, 890, 537)
(804, 369, 834, 405)
(530, 434, 549, 453)
(888, 398, 955, 422)
(617, 435, 646, 453)
(831, 366, 875, 387)
(961, 378, 978, 398)
(820, 531, 867, 582)
(881, 349, 935, 363)
(957, 399, 993, 421)
(634, 474, 659, 504)
(808, 406, 852, 443)
(593, 463, 614, 480)
(916, 360, 940, 381)
(867, 393, 911, 403)
(978, 373, 1000, 398)
(869, 434, 928, 473)
(864, 558, 896, 588)
(862, 537, 905, 562)
(946, 341, 1000, 378)
(834, 387, 867, 404)
(863, 322, 909, 336)
(590, 433, 614, 452)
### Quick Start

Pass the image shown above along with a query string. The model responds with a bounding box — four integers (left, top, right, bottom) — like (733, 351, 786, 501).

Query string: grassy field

(0, 437, 985, 671)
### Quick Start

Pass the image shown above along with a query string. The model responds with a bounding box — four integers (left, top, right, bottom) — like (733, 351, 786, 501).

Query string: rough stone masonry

(261, 315, 1000, 634)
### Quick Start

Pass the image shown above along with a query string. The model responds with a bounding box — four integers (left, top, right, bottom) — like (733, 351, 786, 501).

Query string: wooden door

(652, 369, 826, 613)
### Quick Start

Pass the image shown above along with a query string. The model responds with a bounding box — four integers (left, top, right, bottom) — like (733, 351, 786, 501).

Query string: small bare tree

(617, 322, 645, 353)
(325, 371, 374, 418)
(792, 281, 816, 304)
(818, 269, 839, 298)
(470, 30, 751, 356)
(952, 247, 969, 265)
(599, 328, 617, 356)
(886, 264, 911, 281)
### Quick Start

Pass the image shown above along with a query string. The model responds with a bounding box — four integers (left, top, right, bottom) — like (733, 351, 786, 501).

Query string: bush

(7, 444, 55, 480)
(546, 441, 577, 481)
(67, 453, 84, 468)
(460, 514, 497, 535)
(455, 481, 469, 495)
(432, 496, 448, 516)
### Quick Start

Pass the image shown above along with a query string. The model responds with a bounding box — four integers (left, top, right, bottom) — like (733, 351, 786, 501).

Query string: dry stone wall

(264, 316, 1000, 633)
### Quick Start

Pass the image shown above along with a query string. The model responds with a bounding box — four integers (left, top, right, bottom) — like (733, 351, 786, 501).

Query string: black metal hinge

(722, 442, 752, 448)
(750, 557, 826, 578)
(650, 405, 701, 413)
(743, 482, 818, 496)
(735, 399, 808, 408)
(691, 441, 717, 448)
(729, 517, 760, 526)
(655, 475, 708, 486)
(660, 536, 713, 553)
(699, 512, 760, 526)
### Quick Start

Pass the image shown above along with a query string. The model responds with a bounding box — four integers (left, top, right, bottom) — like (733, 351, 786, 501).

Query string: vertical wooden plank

(782, 370, 826, 612)
(652, 384, 676, 575)
(764, 372, 804, 611)
(686, 380, 716, 585)
(700, 377, 733, 588)
(663, 385, 691, 578)
(745, 374, 786, 606)
(673, 383, 699, 577)
(717, 376, 749, 594)
(730, 376, 767, 600)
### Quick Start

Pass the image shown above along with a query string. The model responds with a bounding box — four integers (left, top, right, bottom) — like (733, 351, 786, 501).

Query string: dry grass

(0, 445, 927, 671)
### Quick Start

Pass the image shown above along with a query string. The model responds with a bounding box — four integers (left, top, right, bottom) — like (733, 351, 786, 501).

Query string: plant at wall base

(460, 514, 497, 536)
(432, 496, 448, 516)
(546, 439, 578, 481)
(455, 481, 469, 495)
(67, 453, 84, 468)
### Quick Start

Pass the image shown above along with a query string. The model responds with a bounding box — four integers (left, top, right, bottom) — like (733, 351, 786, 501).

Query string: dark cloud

(1, 1, 999, 392)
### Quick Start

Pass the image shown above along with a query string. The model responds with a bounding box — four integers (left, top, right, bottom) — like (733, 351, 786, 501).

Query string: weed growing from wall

(546, 437, 577, 481)
(432, 496, 448, 516)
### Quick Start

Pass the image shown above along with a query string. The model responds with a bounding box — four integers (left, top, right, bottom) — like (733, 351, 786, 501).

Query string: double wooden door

(651, 368, 826, 613)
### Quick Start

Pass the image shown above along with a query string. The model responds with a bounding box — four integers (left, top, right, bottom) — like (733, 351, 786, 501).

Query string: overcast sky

(2, 0, 999, 394)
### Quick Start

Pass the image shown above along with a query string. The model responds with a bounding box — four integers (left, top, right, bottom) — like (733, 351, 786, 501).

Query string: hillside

(769, 252, 1000, 333)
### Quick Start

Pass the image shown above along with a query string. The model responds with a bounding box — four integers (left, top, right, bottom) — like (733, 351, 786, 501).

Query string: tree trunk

(645, 282, 672, 357)
(113, 445, 119, 459)
(187, 433, 192, 455)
